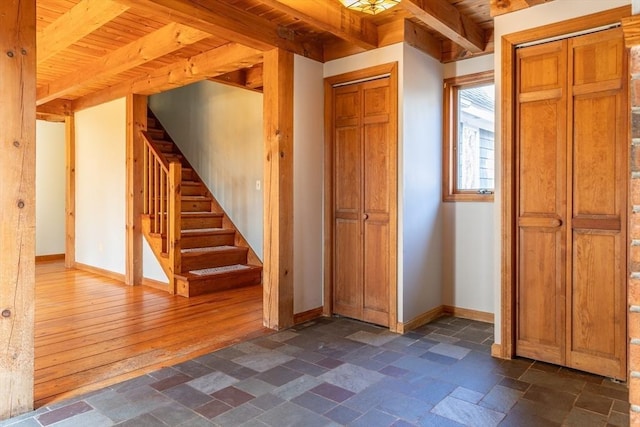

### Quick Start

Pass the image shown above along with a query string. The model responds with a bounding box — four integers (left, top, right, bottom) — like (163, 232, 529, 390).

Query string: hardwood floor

(34, 261, 269, 408)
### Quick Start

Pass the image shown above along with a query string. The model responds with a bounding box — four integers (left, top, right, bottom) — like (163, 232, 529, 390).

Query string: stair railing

(142, 131, 181, 293)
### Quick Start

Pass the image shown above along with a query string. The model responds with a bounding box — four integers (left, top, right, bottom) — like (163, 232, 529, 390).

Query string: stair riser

(181, 200, 211, 212)
(180, 234, 235, 249)
(177, 270, 261, 297)
(181, 216, 223, 229)
(182, 169, 195, 181)
(147, 129, 165, 139)
(182, 185, 207, 197)
(181, 250, 248, 271)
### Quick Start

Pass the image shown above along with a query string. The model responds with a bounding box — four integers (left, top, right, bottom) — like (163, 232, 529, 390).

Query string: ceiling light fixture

(339, 0, 402, 15)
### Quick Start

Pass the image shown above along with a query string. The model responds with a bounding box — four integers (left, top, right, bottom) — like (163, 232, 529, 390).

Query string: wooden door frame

(497, 6, 631, 359)
(323, 62, 399, 331)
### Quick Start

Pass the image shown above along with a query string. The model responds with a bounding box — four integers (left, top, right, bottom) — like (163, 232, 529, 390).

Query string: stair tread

(180, 211, 222, 217)
(181, 227, 233, 235)
(181, 245, 244, 254)
(177, 264, 262, 279)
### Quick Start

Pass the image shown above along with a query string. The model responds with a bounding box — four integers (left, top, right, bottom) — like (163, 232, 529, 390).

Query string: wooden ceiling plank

(73, 43, 264, 111)
(112, 0, 323, 61)
(490, 0, 554, 17)
(255, 0, 378, 50)
(37, 23, 210, 105)
(37, 0, 130, 64)
(400, 0, 486, 53)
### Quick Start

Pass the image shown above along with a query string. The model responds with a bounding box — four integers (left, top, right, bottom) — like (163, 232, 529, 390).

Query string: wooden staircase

(141, 110, 262, 297)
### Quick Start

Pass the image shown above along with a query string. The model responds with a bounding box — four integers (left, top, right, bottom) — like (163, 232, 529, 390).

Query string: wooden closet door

(566, 29, 627, 379)
(516, 40, 568, 365)
(333, 77, 394, 327)
(515, 28, 627, 380)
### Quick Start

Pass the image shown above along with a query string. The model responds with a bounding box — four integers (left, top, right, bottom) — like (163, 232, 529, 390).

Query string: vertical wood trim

(323, 62, 399, 332)
(64, 114, 76, 269)
(263, 48, 294, 330)
(499, 7, 631, 361)
(125, 95, 147, 285)
(0, 0, 36, 418)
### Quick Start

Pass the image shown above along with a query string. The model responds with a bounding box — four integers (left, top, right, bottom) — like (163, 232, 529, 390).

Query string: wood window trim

(443, 70, 495, 202)
(497, 5, 631, 360)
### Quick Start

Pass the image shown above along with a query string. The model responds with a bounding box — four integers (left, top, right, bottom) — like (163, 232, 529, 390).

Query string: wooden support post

(125, 95, 147, 285)
(263, 49, 294, 330)
(168, 162, 182, 294)
(0, 0, 36, 419)
(65, 114, 76, 268)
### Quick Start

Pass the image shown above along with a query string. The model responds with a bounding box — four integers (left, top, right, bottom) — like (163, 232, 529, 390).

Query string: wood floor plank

(34, 261, 269, 408)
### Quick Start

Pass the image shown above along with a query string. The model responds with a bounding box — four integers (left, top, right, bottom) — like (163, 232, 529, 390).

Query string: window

(443, 71, 495, 202)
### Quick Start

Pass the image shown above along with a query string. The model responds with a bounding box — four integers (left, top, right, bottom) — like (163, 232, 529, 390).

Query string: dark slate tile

(291, 391, 337, 414)
(254, 339, 284, 350)
(283, 358, 329, 377)
(417, 412, 466, 427)
(493, 358, 533, 379)
(530, 361, 562, 373)
(233, 378, 276, 397)
(150, 402, 200, 426)
(563, 407, 608, 426)
(230, 366, 260, 380)
(419, 351, 458, 366)
(522, 384, 578, 411)
(162, 384, 213, 409)
(173, 360, 214, 379)
(479, 385, 522, 413)
(607, 410, 630, 427)
(316, 357, 344, 369)
(212, 403, 263, 426)
(379, 365, 410, 378)
(501, 399, 568, 426)
(392, 420, 419, 427)
(499, 377, 531, 392)
(431, 396, 505, 426)
(348, 408, 398, 427)
(310, 382, 356, 403)
(257, 401, 330, 427)
(212, 386, 255, 407)
(150, 373, 193, 391)
(256, 366, 304, 387)
(408, 379, 457, 405)
(36, 401, 93, 426)
(584, 383, 629, 402)
(372, 350, 404, 364)
(113, 413, 166, 427)
(194, 399, 232, 419)
(113, 374, 157, 393)
(453, 328, 493, 344)
(324, 405, 362, 425)
(612, 399, 630, 413)
(148, 367, 181, 381)
(574, 391, 613, 416)
(249, 393, 285, 411)
(520, 369, 585, 395)
(376, 394, 431, 423)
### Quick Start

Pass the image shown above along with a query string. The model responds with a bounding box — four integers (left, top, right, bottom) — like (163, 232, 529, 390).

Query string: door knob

(363, 213, 369, 220)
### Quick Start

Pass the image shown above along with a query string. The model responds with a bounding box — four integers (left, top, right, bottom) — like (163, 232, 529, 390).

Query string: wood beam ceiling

(112, 0, 324, 61)
(37, 0, 129, 64)
(400, 0, 487, 53)
(256, 0, 378, 50)
(37, 23, 210, 106)
(210, 64, 264, 92)
(490, 0, 554, 17)
(73, 43, 263, 111)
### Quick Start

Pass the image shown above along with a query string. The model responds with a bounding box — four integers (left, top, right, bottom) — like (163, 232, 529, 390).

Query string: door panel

(332, 76, 395, 327)
(516, 40, 567, 364)
(516, 29, 627, 380)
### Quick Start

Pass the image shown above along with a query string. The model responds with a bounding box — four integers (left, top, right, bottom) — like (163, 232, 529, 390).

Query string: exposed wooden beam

(400, 0, 486, 53)
(441, 29, 495, 63)
(256, 0, 378, 50)
(210, 64, 263, 92)
(114, 0, 323, 61)
(36, 99, 73, 116)
(37, 0, 129, 64)
(263, 48, 294, 330)
(490, 0, 554, 17)
(37, 23, 210, 106)
(378, 19, 442, 60)
(73, 43, 263, 111)
(0, 0, 36, 419)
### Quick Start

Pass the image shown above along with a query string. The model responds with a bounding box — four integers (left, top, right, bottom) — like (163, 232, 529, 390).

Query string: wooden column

(623, 15, 640, 426)
(65, 114, 76, 268)
(0, 0, 37, 419)
(263, 48, 294, 330)
(125, 95, 147, 285)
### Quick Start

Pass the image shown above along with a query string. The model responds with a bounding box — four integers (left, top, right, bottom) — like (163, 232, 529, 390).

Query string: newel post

(622, 9, 640, 425)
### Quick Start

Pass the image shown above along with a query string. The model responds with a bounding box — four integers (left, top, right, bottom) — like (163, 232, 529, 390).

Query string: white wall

(75, 98, 126, 274)
(36, 120, 66, 256)
(492, 0, 630, 343)
(149, 81, 264, 260)
(441, 54, 496, 315)
(401, 44, 445, 322)
(293, 55, 325, 314)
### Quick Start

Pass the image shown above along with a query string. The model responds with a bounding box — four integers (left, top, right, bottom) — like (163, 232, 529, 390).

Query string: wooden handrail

(141, 131, 181, 293)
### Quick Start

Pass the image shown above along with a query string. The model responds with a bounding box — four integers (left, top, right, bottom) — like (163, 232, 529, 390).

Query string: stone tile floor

(0, 316, 630, 426)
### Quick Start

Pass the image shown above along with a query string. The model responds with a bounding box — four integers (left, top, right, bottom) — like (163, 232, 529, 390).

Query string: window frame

(442, 70, 495, 202)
